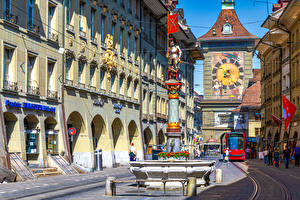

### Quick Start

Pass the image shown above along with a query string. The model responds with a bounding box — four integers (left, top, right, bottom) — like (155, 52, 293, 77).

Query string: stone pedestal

(166, 132, 183, 153)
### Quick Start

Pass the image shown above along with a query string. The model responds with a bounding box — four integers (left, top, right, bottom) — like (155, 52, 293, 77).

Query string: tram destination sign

(6, 100, 56, 113)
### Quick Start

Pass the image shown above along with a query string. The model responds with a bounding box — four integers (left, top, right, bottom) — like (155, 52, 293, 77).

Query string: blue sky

(177, 0, 277, 94)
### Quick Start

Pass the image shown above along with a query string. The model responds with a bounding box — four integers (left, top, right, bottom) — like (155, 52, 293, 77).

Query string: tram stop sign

(68, 128, 76, 136)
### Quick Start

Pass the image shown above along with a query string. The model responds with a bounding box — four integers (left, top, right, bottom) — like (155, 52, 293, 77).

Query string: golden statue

(102, 34, 117, 80)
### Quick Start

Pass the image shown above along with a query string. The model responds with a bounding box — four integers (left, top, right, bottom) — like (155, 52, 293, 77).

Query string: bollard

(187, 177, 197, 197)
(105, 177, 116, 196)
(215, 169, 223, 183)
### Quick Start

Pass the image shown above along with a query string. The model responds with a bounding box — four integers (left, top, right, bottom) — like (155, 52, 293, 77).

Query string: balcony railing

(79, 29, 87, 38)
(4, 13, 18, 25)
(3, 80, 18, 92)
(90, 85, 96, 91)
(48, 32, 58, 42)
(27, 82, 40, 96)
(66, 24, 74, 32)
(28, 24, 39, 34)
(47, 90, 58, 99)
(78, 82, 86, 89)
(65, 79, 74, 86)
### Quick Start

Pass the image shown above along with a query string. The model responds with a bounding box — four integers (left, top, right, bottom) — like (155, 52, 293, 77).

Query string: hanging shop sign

(6, 100, 56, 113)
(113, 103, 123, 114)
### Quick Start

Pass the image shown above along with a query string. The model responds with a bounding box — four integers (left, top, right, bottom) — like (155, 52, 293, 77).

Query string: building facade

(0, 0, 201, 170)
(0, 0, 65, 167)
(198, 0, 259, 143)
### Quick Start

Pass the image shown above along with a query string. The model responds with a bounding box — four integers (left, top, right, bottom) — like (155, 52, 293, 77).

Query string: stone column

(165, 80, 183, 153)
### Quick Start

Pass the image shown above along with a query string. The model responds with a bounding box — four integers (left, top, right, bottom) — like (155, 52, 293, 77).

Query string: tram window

(228, 136, 243, 150)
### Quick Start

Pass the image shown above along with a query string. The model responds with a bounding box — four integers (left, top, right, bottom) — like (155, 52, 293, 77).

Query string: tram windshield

(228, 134, 244, 150)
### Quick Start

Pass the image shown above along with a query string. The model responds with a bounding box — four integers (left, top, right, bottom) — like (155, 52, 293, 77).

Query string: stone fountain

(129, 1, 215, 189)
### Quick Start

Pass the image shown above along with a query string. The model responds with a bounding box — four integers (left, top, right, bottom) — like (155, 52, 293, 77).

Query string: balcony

(4, 13, 18, 25)
(65, 79, 74, 86)
(3, 80, 18, 92)
(78, 82, 86, 89)
(48, 32, 58, 42)
(27, 83, 40, 96)
(28, 24, 40, 34)
(66, 24, 74, 33)
(79, 29, 87, 39)
(47, 90, 58, 99)
(90, 85, 96, 92)
(91, 36, 97, 45)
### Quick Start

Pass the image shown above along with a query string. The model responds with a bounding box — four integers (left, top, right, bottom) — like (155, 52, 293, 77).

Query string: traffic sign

(69, 127, 76, 136)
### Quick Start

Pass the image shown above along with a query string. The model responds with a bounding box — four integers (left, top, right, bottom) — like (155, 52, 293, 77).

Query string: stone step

(31, 168, 58, 173)
(34, 171, 62, 178)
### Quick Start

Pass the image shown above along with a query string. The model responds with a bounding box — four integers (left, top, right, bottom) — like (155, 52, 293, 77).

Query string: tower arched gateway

(198, 0, 259, 143)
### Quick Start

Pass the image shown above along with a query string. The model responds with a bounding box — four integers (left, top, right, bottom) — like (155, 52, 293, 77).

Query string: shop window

(26, 129, 39, 154)
(46, 130, 58, 154)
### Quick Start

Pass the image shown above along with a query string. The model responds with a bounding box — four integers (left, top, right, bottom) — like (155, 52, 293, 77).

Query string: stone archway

(44, 117, 58, 154)
(4, 112, 19, 153)
(128, 121, 142, 151)
(143, 128, 153, 147)
(67, 111, 91, 166)
(91, 115, 107, 151)
(158, 130, 165, 145)
(24, 114, 40, 161)
(112, 118, 129, 165)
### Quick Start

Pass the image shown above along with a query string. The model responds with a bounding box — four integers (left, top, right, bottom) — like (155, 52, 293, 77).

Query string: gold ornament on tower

(102, 34, 117, 80)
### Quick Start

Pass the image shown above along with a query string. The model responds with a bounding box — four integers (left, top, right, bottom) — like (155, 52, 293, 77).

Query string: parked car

(0, 166, 16, 183)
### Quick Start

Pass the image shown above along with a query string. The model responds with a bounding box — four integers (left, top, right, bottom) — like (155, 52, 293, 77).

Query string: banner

(168, 14, 179, 34)
(282, 94, 296, 131)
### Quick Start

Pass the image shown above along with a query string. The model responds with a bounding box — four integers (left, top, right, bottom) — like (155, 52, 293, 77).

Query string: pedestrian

(274, 147, 280, 168)
(263, 148, 269, 165)
(268, 146, 273, 166)
(225, 147, 229, 162)
(293, 145, 300, 167)
(129, 142, 137, 161)
(246, 147, 250, 159)
(283, 146, 291, 168)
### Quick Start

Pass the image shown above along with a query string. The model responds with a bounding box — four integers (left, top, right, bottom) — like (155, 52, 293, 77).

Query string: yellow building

(0, 0, 66, 167)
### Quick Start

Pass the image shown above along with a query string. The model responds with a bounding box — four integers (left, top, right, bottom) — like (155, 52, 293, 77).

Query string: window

(90, 65, 95, 86)
(4, 0, 11, 19)
(120, 28, 124, 53)
(128, 0, 131, 12)
(66, 59, 72, 80)
(111, 73, 115, 92)
(78, 62, 84, 83)
(134, 81, 138, 99)
(112, 23, 115, 47)
(100, 70, 105, 89)
(28, 0, 34, 28)
(48, 5, 56, 38)
(149, 17, 152, 39)
(119, 76, 124, 95)
(134, 38, 137, 59)
(79, 2, 84, 31)
(222, 23, 232, 35)
(66, 0, 71, 24)
(101, 15, 105, 42)
(134, 0, 137, 16)
(47, 61, 55, 92)
(128, 33, 131, 57)
(27, 55, 36, 88)
(91, 8, 96, 38)
(127, 79, 131, 96)
(4, 48, 14, 83)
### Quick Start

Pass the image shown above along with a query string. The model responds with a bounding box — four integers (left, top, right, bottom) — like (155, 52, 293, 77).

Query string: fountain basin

(129, 160, 216, 189)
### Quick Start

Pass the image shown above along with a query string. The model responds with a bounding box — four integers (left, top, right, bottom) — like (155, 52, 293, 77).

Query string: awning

(143, 0, 168, 17)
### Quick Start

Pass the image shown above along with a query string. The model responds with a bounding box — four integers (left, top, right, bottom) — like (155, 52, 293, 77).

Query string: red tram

(221, 132, 245, 161)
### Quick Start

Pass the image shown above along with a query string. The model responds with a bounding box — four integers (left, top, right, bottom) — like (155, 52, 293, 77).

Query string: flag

(168, 14, 179, 34)
(272, 114, 281, 127)
(282, 94, 297, 131)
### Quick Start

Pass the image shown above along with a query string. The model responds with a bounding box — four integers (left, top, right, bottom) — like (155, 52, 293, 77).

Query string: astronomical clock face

(212, 58, 244, 90)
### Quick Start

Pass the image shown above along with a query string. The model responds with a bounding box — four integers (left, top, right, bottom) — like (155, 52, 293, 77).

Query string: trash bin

(95, 149, 103, 171)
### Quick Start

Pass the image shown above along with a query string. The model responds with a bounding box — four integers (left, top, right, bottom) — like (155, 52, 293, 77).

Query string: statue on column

(166, 38, 182, 81)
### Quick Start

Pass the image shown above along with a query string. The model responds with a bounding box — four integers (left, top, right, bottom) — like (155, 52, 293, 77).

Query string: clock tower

(198, 0, 259, 142)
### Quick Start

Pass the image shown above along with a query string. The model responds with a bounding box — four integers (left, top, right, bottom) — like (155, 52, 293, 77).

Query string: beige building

(0, 0, 66, 167)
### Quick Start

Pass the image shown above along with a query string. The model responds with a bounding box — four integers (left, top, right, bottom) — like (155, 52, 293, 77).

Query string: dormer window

(222, 23, 232, 35)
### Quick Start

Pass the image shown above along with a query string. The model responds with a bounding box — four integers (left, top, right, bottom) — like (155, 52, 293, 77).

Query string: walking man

(283, 146, 291, 168)
(268, 147, 273, 166)
(274, 147, 280, 168)
(263, 148, 269, 165)
(293, 145, 300, 167)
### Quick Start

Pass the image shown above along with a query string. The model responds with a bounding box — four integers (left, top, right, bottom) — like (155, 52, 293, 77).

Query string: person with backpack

(283, 146, 291, 168)
(293, 145, 300, 167)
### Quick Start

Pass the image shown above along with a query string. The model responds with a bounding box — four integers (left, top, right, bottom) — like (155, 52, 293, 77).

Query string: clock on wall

(212, 58, 244, 91)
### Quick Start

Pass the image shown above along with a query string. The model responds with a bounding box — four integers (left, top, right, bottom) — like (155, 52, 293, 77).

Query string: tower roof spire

(222, 0, 235, 9)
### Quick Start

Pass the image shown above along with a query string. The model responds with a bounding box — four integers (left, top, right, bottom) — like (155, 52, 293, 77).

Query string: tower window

(222, 23, 232, 35)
